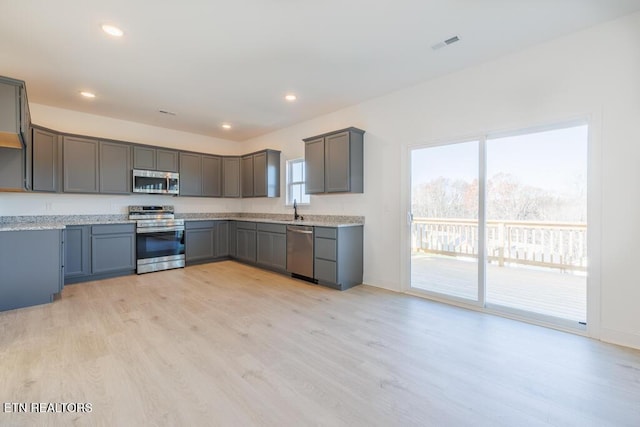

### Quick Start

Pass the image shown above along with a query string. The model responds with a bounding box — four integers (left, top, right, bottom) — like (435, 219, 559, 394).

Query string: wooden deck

(411, 253, 586, 322)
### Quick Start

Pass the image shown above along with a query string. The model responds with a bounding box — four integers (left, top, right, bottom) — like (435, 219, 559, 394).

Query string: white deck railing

(412, 218, 587, 272)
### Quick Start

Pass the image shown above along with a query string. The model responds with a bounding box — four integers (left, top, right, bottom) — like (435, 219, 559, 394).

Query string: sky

(411, 124, 588, 195)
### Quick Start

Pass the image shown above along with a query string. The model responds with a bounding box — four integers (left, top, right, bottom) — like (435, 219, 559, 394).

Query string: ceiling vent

(158, 110, 176, 116)
(431, 35, 460, 50)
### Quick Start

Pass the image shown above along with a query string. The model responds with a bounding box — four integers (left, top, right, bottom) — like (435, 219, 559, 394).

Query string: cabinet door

(179, 152, 202, 196)
(32, 128, 59, 192)
(236, 229, 256, 262)
(216, 221, 229, 257)
(185, 228, 215, 262)
(156, 149, 178, 172)
(325, 131, 351, 193)
(241, 155, 254, 197)
(272, 232, 287, 271)
(202, 155, 222, 197)
(304, 137, 325, 194)
(256, 231, 272, 266)
(223, 157, 240, 197)
(64, 226, 91, 279)
(63, 136, 99, 193)
(253, 152, 267, 197)
(100, 141, 131, 194)
(133, 146, 156, 170)
(91, 233, 135, 274)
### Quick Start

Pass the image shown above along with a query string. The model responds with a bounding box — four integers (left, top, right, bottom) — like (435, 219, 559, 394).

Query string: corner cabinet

(223, 157, 241, 197)
(240, 150, 280, 198)
(304, 127, 364, 194)
(314, 226, 364, 290)
(185, 220, 230, 264)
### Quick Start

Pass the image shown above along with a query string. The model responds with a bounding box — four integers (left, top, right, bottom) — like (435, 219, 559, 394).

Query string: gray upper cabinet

(0, 76, 28, 149)
(99, 141, 131, 194)
(156, 149, 179, 172)
(179, 152, 202, 196)
(179, 152, 222, 197)
(304, 127, 364, 194)
(223, 156, 241, 198)
(63, 136, 99, 193)
(202, 155, 222, 197)
(133, 145, 178, 172)
(304, 137, 325, 194)
(241, 155, 254, 197)
(241, 150, 281, 198)
(32, 127, 61, 192)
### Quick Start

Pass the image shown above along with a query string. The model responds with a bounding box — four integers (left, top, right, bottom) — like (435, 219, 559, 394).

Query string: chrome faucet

(293, 199, 303, 221)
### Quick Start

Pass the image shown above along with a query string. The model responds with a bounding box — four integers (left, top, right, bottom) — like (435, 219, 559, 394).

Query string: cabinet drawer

(92, 223, 135, 235)
(315, 237, 336, 261)
(315, 227, 337, 239)
(236, 221, 257, 230)
(257, 223, 286, 234)
(315, 259, 336, 283)
(185, 220, 215, 230)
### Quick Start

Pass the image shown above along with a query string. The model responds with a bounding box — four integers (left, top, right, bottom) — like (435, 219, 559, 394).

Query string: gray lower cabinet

(99, 141, 131, 194)
(0, 229, 63, 312)
(32, 127, 61, 192)
(185, 221, 216, 263)
(223, 157, 241, 197)
(314, 226, 363, 290)
(63, 136, 99, 193)
(228, 221, 237, 256)
(65, 223, 135, 284)
(304, 127, 364, 194)
(236, 222, 257, 263)
(64, 225, 91, 279)
(217, 221, 229, 257)
(256, 223, 287, 272)
(185, 220, 230, 264)
(91, 224, 136, 275)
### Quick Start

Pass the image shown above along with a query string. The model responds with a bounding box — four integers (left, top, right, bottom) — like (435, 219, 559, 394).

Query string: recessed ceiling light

(102, 24, 124, 37)
(285, 94, 297, 101)
(80, 91, 96, 98)
(222, 124, 232, 130)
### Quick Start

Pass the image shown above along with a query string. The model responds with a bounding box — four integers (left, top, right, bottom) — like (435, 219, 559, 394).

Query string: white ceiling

(2, 1, 640, 141)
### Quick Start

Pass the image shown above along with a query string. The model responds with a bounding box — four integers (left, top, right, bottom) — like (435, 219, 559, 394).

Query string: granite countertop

(0, 213, 364, 231)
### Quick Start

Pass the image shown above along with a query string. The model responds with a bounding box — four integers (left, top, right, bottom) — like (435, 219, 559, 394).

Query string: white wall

(2, 12, 639, 349)
(241, 12, 640, 349)
(0, 105, 243, 216)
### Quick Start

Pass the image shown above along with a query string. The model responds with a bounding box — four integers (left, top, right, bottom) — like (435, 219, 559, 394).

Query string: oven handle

(136, 226, 185, 234)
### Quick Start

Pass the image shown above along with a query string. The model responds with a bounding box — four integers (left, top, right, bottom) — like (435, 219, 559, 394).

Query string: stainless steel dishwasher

(286, 225, 314, 278)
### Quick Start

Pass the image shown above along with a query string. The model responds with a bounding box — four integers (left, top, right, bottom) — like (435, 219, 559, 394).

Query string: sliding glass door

(410, 140, 480, 302)
(409, 122, 588, 326)
(485, 125, 587, 323)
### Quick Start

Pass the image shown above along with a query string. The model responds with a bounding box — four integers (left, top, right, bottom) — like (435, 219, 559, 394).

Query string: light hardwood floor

(1, 261, 639, 426)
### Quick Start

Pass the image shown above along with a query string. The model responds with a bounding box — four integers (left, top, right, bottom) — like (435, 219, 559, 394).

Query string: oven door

(136, 227, 185, 261)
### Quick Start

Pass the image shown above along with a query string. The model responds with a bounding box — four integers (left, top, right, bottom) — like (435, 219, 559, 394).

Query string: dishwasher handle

(286, 226, 314, 234)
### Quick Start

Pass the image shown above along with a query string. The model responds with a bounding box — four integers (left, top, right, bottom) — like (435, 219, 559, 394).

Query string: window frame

(285, 158, 310, 207)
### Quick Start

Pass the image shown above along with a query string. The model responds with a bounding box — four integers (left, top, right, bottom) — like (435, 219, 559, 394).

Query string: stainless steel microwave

(132, 169, 179, 195)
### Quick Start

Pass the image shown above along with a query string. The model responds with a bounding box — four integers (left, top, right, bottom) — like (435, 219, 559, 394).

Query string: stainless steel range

(129, 205, 185, 274)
